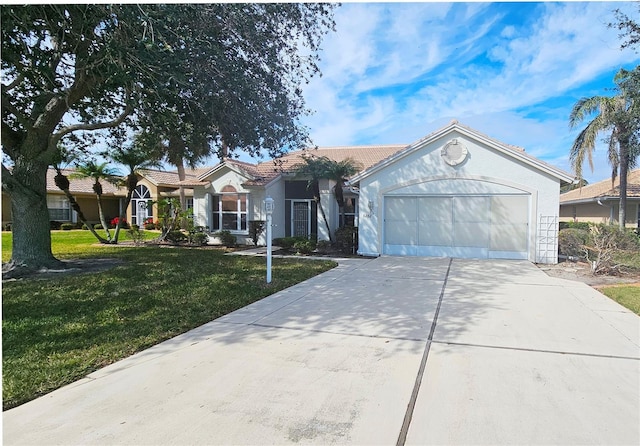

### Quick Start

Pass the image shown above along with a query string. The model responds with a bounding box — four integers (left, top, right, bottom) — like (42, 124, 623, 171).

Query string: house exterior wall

(559, 202, 612, 224)
(73, 195, 120, 224)
(357, 130, 561, 263)
(317, 179, 338, 241)
(265, 179, 286, 241)
(559, 201, 639, 227)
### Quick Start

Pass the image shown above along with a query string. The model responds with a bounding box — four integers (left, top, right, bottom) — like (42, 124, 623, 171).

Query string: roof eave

(350, 122, 574, 184)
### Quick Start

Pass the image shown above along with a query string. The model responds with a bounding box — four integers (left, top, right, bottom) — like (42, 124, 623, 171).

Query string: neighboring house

(559, 169, 640, 228)
(1, 167, 207, 228)
(2, 120, 574, 263)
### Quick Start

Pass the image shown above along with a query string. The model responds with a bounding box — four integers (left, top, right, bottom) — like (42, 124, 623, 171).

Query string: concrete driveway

(4, 257, 639, 445)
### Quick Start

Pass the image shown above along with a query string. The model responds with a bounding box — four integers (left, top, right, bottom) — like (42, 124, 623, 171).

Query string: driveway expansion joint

(396, 257, 453, 446)
(432, 340, 640, 361)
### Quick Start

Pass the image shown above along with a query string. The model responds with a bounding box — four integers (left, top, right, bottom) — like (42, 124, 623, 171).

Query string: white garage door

(384, 195, 529, 259)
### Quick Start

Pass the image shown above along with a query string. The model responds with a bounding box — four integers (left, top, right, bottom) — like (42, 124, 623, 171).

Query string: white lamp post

(264, 196, 274, 283)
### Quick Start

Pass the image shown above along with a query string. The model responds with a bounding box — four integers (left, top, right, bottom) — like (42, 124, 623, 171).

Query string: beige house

(1, 168, 208, 228)
(559, 169, 640, 228)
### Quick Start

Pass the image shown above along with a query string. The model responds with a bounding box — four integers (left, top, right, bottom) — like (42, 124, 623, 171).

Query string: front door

(291, 200, 311, 237)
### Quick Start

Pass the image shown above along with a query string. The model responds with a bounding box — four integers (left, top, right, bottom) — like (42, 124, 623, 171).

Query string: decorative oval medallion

(441, 138, 468, 166)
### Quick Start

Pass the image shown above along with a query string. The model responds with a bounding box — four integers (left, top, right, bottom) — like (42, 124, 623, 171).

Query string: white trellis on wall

(537, 215, 558, 264)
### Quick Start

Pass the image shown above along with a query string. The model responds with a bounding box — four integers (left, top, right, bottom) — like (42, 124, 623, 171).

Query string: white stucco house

(189, 120, 574, 264)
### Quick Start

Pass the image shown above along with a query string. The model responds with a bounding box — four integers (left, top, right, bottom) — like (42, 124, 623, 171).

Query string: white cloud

(300, 2, 640, 185)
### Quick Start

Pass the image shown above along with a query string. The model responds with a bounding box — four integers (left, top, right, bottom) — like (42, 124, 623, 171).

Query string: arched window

(131, 185, 152, 225)
(212, 185, 248, 232)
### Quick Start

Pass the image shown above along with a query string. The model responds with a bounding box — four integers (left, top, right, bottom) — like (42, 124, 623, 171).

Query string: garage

(349, 121, 575, 264)
(383, 194, 529, 259)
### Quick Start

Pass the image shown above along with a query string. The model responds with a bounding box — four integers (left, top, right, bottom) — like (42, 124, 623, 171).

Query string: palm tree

(569, 75, 637, 229)
(51, 149, 110, 244)
(322, 157, 362, 228)
(294, 155, 362, 242)
(70, 161, 120, 241)
(294, 155, 334, 242)
(109, 141, 162, 243)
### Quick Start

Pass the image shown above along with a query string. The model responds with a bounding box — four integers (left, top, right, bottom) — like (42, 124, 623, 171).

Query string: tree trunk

(176, 162, 186, 210)
(53, 168, 109, 243)
(112, 189, 134, 243)
(313, 180, 333, 243)
(3, 160, 60, 275)
(618, 144, 629, 230)
(94, 189, 112, 241)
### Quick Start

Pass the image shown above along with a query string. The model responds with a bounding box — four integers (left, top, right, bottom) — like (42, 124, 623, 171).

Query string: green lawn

(2, 231, 336, 410)
(600, 285, 640, 315)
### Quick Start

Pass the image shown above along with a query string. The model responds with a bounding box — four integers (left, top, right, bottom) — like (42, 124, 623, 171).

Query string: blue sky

(292, 1, 640, 184)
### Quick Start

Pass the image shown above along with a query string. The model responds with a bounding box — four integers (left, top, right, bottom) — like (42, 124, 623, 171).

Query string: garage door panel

(418, 222, 453, 246)
(418, 197, 452, 222)
(454, 222, 490, 248)
(491, 196, 528, 223)
(386, 221, 417, 245)
(490, 223, 528, 252)
(454, 197, 490, 223)
(385, 197, 416, 221)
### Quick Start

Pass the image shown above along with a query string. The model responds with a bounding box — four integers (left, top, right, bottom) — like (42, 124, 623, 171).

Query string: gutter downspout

(596, 199, 614, 225)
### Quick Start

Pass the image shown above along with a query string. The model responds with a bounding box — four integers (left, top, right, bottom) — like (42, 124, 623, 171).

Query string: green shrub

(558, 228, 589, 258)
(165, 230, 188, 244)
(60, 223, 74, 231)
(93, 224, 103, 230)
(559, 221, 591, 231)
(50, 221, 62, 230)
(273, 236, 306, 250)
(81, 224, 89, 230)
(294, 239, 316, 255)
(335, 226, 358, 254)
(144, 222, 156, 230)
(214, 230, 236, 247)
(3, 223, 12, 232)
(316, 240, 332, 253)
(248, 220, 266, 246)
(188, 232, 208, 246)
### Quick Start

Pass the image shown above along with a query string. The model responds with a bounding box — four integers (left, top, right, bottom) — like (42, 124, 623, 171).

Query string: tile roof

(205, 145, 409, 186)
(46, 168, 124, 195)
(560, 169, 640, 203)
(139, 169, 208, 187)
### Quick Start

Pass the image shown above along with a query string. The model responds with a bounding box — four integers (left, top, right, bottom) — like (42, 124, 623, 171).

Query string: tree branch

(1, 91, 33, 131)
(49, 103, 133, 149)
(3, 73, 25, 92)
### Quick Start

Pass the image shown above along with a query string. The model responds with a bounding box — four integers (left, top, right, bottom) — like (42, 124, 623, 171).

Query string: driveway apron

(4, 257, 639, 445)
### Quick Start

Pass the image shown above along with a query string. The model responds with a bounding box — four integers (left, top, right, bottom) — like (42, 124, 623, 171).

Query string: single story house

(559, 169, 640, 228)
(193, 120, 574, 263)
(2, 120, 574, 263)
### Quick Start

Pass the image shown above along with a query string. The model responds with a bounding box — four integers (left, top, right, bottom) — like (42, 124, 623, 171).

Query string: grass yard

(2, 231, 336, 410)
(600, 285, 640, 315)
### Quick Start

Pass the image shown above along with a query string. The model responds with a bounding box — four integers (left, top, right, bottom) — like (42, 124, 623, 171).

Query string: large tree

(569, 69, 639, 229)
(1, 4, 335, 275)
